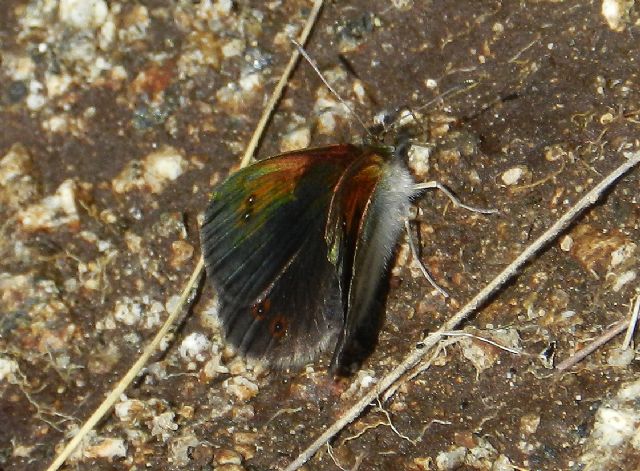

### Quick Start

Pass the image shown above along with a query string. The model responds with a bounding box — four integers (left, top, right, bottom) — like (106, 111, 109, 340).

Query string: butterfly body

(200, 144, 416, 370)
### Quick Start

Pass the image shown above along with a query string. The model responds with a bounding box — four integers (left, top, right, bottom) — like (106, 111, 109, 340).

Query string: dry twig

(555, 321, 628, 372)
(555, 289, 639, 372)
(622, 293, 640, 350)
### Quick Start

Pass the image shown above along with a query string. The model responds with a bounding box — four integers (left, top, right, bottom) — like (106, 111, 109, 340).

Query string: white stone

(239, 72, 262, 92)
(59, 0, 109, 30)
(83, 438, 127, 459)
(144, 146, 187, 184)
(113, 297, 143, 326)
(115, 398, 145, 421)
(224, 376, 259, 401)
(19, 179, 79, 231)
(596, 407, 638, 446)
(26, 80, 46, 111)
(179, 332, 211, 361)
(608, 348, 635, 367)
(114, 147, 187, 194)
(408, 144, 432, 178)
(280, 127, 311, 152)
(316, 111, 337, 135)
(352, 79, 366, 103)
(42, 115, 69, 133)
(150, 412, 178, 441)
(560, 235, 574, 251)
(425, 78, 438, 89)
(0, 357, 18, 382)
(436, 446, 467, 470)
(610, 242, 636, 268)
(45, 72, 72, 98)
(501, 167, 523, 185)
(0, 143, 31, 185)
(602, 0, 633, 31)
(222, 38, 245, 58)
(4, 54, 35, 81)
(611, 270, 636, 292)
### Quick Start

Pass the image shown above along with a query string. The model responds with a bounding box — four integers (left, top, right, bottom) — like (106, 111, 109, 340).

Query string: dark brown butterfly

(200, 142, 420, 371)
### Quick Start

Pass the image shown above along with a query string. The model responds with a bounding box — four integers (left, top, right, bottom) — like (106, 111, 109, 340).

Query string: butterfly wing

(200, 145, 363, 368)
(327, 148, 417, 371)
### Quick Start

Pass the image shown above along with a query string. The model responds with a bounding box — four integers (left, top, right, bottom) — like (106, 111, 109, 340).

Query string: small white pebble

(221, 38, 245, 58)
(18, 179, 79, 231)
(0, 357, 18, 382)
(560, 235, 574, 251)
(239, 72, 262, 92)
(203, 353, 229, 379)
(611, 270, 636, 292)
(352, 79, 366, 103)
(215, 449, 242, 465)
(224, 376, 259, 401)
(42, 115, 69, 133)
(26, 80, 46, 111)
(165, 295, 182, 314)
(280, 127, 311, 152)
(602, 0, 633, 31)
(610, 243, 636, 268)
(435, 446, 467, 470)
(316, 111, 337, 135)
(360, 374, 376, 388)
(520, 413, 541, 434)
(179, 332, 211, 362)
(151, 412, 178, 441)
(408, 144, 432, 178)
(59, 0, 109, 29)
(113, 297, 142, 326)
(501, 167, 524, 185)
(83, 438, 127, 459)
(607, 348, 635, 367)
(144, 146, 187, 188)
(0, 143, 31, 184)
(492, 454, 514, 471)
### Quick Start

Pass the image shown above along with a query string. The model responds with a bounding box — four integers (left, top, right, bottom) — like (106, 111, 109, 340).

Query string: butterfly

(200, 142, 423, 372)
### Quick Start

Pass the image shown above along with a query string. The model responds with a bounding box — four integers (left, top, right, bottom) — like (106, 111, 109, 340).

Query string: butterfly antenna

(290, 38, 374, 140)
(385, 81, 478, 135)
(416, 80, 477, 112)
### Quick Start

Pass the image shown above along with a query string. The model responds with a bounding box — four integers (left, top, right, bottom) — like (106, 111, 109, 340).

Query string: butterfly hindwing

(201, 145, 364, 367)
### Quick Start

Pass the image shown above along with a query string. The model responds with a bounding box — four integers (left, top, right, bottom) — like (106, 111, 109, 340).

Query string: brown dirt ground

(1, 1, 639, 470)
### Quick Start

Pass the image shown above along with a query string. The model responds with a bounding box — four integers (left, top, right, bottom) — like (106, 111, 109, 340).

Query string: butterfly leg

(412, 181, 497, 215)
(404, 219, 450, 298)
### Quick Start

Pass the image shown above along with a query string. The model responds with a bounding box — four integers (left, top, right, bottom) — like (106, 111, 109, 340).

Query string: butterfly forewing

(329, 152, 417, 370)
(201, 145, 366, 367)
(326, 148, 389, 304)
